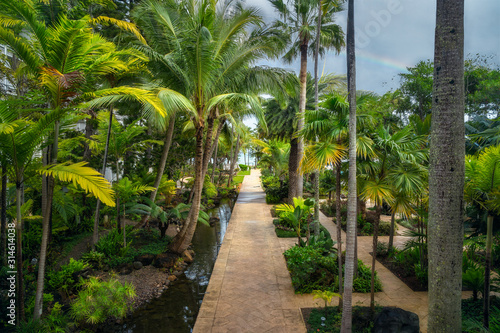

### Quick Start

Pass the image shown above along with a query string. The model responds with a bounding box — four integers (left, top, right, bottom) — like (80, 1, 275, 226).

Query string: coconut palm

(269, 0, 345, 202)
(133, 0, 288, 254)
(253, 139, 290, 179)
(464, 145, 500, 328)
(427, 1, 465, 331)
(341, 0, 356, 329)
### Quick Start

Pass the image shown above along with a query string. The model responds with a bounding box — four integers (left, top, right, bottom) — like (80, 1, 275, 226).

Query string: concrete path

(193, 169, 470, 333)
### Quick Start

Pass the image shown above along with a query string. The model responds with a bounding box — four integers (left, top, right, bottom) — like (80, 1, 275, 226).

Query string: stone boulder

(135, 253, 155, 266)
(373, 307, 419, 333)
(118, 264, 133, 275)
(153, 252, 179, 269)
(133, 261, 143, 270)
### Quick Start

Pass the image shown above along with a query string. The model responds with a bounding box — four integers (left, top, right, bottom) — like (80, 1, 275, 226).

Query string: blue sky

(251, 0, 500, 95)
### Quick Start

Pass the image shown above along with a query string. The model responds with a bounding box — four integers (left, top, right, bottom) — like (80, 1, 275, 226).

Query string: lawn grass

(232, 175, 245, 185)
(237, 169, 251, 176)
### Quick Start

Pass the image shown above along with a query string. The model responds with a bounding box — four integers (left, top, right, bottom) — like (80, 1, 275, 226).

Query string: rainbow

(336, 50, 411, 73)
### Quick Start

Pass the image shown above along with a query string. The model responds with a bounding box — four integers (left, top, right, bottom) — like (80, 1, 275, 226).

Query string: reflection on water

(110, 199, 233, 333)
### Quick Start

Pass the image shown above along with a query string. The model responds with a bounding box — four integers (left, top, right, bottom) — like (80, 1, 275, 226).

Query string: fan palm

(269, 0, 345, 201)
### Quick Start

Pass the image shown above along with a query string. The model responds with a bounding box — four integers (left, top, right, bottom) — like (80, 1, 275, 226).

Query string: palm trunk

(169, 125, 204, 254)
(388, 211, 396, 250)
(211, 143, 218, 183)
(15, 183, 25, 322)
(341, 0, 356, 330)
(336, 163, 343, 308)
(151, 114, 176, 201)
(483, 215, 493, 328)
(227, 133, 240, 187)
(93, 108, 113, 248)
(296, 42, 307, 199)
(370, 205, 382, 312)
(116, 160, 121, 232)
(428, 1, 465, 331)
(33, 116, 60, 320)
(288, 137, 299, 203)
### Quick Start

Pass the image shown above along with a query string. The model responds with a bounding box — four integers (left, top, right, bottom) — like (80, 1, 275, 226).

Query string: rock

(373, 307, 419, 333)
(135, 254, 155, 266)
(165, 280, 171, 287)
(153, 252, 179, 269)
(182, 250, 194, 263)
(133, 261, 143, 270)
(166, 224, 179, 237)
(209, 216, 219, 226)
(119, 264, 133, 275)
(173, 270, 183, 277)
(168, 275, 177, 282)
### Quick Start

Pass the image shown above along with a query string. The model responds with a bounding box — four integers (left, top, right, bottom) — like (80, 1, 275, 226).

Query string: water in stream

(112, 198, 234, 333)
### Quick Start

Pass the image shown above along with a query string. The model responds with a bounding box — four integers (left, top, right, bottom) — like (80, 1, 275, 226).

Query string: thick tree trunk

(169, 125, 204, 254)
(335, 163, 343, 308)
(93, 108, 113, 248)
(483, 215, 493, 328)
(288, 137, 299, 203)
(341, 0, 356, 330)
(427, 1, 465, 331)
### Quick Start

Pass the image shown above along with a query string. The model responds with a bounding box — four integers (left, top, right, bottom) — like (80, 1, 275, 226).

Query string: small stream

(112, 198, 234, 333)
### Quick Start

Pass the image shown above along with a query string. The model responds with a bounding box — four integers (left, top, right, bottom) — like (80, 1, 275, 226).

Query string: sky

(249, 0, 500, 96)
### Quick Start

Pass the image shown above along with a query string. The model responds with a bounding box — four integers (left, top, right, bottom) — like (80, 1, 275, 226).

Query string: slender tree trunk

(388, 211, 396, 250)
(336, 163, 343, 308)
(341, 0, 356, 330)
(288, 137, 299, 203)
(227, 133, 240, 187)
(93, 108, 113, 248)
(483, 215, 493, 328)
(312, 0, 322, 233)
(151, 114, 176, 200)
(427, 1, 465, 331)
(34, 116, 60, 320)
(296, 42, 308, 199)
(15, 183, 25, 322)
(370, 205, 382, 312)
(211, 143, 218, 183)
(169, 125, 204, 254)
(1, 163, 7, 265)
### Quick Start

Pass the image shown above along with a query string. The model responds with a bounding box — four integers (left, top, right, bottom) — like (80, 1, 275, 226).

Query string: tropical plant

(269, 0, 344, 201)
(313, 289, 342, 319)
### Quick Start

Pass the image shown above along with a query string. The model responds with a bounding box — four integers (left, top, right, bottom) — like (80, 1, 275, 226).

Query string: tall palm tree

(341, 0, 356, 329)
(464, 145, 500, 328)
(427, 0, 465, 331)
(269, 0, 344, 203)
(134, 0, 287, 254)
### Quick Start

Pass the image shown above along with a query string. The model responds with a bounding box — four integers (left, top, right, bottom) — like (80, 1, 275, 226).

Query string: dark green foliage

(95, 227, 135, 257)
(238, 164, 249, 171)
(46, 259, 89, 295)
(461, 297, 500, 332)
(353, 260, 383, 293)
(306, 306, 382, 333)
(261, 175, 288, 204)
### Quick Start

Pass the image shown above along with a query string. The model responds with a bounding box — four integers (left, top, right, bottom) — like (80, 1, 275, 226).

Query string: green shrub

(352, 260, 383, 293)
(95, 227, 134, 257)
(284, 245, 338, 294)
(238, 164, 249, 171)
(47, 259, 89, 295)
(261, 176, 288, 203)
(81, 251, 105, 270)
(70, 277, 136, 325)
(203, 176, 218, 199)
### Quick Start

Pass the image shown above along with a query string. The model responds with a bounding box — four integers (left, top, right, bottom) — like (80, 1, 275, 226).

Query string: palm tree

(341, 0, 356, 329)
(464, 145, 500, 328)
(133, 0, 287, 254)
(427, 1, 465, 331)
(253, 139, 291, 179)
(0, 100, 115, 323)
(269, 0, 344, 202)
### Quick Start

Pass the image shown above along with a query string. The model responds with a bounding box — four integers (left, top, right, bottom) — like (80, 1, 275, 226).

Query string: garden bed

(376, 254, 427, 291)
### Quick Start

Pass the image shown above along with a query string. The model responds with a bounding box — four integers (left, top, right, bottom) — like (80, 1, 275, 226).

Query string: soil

(376, 255, 428, 291)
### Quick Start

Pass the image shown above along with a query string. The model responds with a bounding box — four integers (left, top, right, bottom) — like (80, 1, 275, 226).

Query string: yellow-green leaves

(38, 162, 115, 207)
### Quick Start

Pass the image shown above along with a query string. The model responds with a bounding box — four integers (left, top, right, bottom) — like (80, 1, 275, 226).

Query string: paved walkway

(193, 169, 470, 333)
